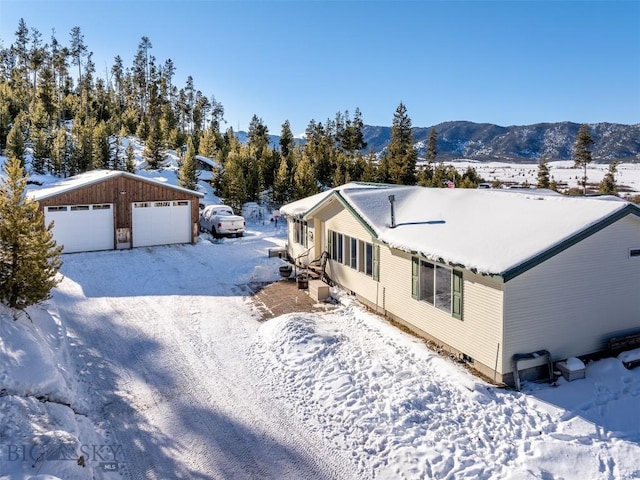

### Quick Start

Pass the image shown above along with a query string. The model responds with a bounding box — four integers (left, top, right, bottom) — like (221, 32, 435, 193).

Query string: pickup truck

(199, 205, 245, 238)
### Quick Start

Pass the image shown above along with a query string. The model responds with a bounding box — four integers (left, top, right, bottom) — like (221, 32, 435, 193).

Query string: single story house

(29, 170, 204, 253)
(280, 183, 640, 385)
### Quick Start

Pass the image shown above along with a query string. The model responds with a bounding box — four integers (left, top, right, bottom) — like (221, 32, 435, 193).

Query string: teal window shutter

(452, 270, 463, 320)
(373, 244, 380, 281)
(411, 257, 419, 299)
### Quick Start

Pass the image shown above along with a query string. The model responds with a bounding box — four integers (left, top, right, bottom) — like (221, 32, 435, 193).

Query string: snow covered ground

(448, 160, 640, 197)
(2, 218, 640, 479)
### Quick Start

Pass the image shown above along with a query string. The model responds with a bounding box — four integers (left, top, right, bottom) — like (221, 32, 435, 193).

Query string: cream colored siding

(381, 249, 504, 373)
(503, 214, 640, 372)
(461, 273, 505, 371)
(286, 219, 314, 265)
(319, 200, 380, 302)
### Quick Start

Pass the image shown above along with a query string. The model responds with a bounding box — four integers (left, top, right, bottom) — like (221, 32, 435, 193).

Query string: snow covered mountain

(363, 121, 640, 163)
(237, 121, 639, 163)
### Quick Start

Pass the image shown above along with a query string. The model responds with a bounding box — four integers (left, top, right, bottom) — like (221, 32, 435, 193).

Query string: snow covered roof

(289, 184, 640, 279)
(195, 155, 217, 168)
(28, 170, 205, 201)
(279, 182, 392, 218)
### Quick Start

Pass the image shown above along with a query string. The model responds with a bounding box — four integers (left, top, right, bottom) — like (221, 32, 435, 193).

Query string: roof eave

(501, 203, 640, 282)
(305, 190, 378, 239)
(30, 170, 205, 201)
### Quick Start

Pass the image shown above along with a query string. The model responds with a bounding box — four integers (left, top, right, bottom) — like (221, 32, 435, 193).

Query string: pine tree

(293, 153, 318, 200)
(598, 161, 618, 195)
(0, 157, 62, 312)
(460, 166, 481, 188)
(273, 155, 290, 206)
(51, 127, 70, 176)
(125, 142, 136, 173)
(350, 107, 367, 153)
(426, 128, 437, 162)
(259, 145, 278, 194)
(111, 137, 124, 171)
(6, 122, 26, 168)
(70, 121, 92, 174)
(417, 162, 434, 186)
(222, 151, 247, 213)
(361, 152, 378, 183)
(387, 102, 417, 185)
(69, 26, 87, 95)
(537, 156, 550, 189)
(573, 123, 594, 195)
(198, 127, 218, 158)
(92, 121, 110, 169)
(279, 120, 295, 159)
(178, 136, 199, 191)
(143, 122, 165, 169)
(31, 127, 49, 174)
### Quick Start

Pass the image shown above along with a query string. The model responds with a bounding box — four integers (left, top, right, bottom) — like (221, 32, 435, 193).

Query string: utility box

(556, 357, 586, 382)
(308, 279, 330, 302)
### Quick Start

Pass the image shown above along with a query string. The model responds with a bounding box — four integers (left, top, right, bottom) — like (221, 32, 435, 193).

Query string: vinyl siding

(503, 214, 640, 372)
(316, 199, 381, 303)
(286, 219, 313, 266)
(381, 248, 504, 374)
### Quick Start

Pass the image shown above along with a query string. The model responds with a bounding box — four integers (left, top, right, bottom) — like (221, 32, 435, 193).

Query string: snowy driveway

(51, 226, 640, 480)
(52, 230, 358, 479)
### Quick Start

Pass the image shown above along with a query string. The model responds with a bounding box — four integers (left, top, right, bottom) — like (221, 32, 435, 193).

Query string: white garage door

(45, 204, 114, 254)
(132, 200, 191, 248)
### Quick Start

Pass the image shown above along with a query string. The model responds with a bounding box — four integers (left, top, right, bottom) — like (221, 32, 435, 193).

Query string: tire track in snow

(54, 247, 359, 480)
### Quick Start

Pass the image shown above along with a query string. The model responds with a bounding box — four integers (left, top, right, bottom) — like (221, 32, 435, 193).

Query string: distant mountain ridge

(238, 121, 639, 163)
(362, 121, 640, 163)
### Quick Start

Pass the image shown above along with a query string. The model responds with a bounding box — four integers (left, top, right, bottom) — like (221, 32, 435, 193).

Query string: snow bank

(0, 304, 71, 402)
(0, 305, 104, 479)
(251, 299, 640, 479)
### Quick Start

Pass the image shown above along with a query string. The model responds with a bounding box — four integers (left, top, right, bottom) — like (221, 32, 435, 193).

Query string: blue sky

(1, 0, 638, 136)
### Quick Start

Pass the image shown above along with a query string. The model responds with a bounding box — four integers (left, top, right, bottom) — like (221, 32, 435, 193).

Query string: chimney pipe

(388, 194, 396, 228)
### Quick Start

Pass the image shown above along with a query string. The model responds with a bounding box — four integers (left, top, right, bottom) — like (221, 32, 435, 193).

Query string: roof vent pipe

(388, 194, 396, 228)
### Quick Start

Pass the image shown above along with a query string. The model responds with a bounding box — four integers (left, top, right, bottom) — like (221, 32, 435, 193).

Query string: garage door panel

(45, 204, 114, 254)
(132, 201, 191, 248)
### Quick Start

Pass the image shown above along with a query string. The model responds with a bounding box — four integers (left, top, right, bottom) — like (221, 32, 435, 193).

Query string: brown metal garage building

(29, 170, 204, 253)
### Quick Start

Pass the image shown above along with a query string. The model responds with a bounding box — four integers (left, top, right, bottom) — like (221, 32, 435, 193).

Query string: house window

(350, 237, 357, 269)
(174, 201, 189, 206)
(412, 257, 462, 319)
(134, 202, 150, 208)
(343, 235, 351, 266)
(154, 201, 170, 207)
(70, 205, 90, 211)
(328, 230, 342, 262)
(47, 206, 67, 212)
(328, 230, 379, 280)
(92, 204, 111, 210)
(365, 243, 373, 276)
(435, 266, 452, 311)
(293, 219, 307, 247)
(630, 248, 640, 258)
